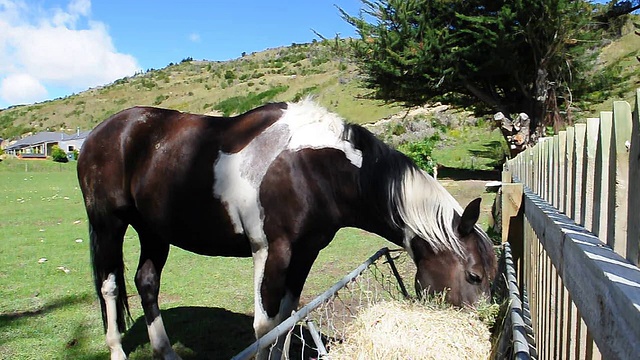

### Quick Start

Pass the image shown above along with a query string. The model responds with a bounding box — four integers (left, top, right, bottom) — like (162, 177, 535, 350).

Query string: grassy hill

(1, 28, 637, 167)
(0, 40, 402, 140)
(587, 25, 640, 115)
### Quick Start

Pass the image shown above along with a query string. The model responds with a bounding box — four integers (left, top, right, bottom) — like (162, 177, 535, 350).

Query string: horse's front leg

(134, 240, 181, 360)
(252, 239, 322, 360)
(252, 239, 299, 360)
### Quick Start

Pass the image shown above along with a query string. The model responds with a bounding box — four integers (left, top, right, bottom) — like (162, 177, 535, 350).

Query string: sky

(0, 0, 364, 109)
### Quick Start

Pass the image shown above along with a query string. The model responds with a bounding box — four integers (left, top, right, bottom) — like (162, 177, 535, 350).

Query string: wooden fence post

(572, 124, 587, 224)
(539, 138, 546, 198)
(501, 169, 524, 282)
(628, 90, 640, 266)
(558, 131, 567, 214)
(565, 127, 575, 217)
(581, 118, 600, 232)
(552, 134, 560, 208)
(593, 111, 613, 244)
(546, 138, 553, 202)
(611, 101, 632, 258)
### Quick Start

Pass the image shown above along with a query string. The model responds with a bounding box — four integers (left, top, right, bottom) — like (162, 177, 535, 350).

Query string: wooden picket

(503, 89, 640, 359)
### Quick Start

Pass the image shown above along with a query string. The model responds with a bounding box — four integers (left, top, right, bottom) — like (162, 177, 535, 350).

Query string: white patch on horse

(252, 247, 273, 337)
(212, 99, 364, 349)
(281, 99, 363, 168)
(147, 315, 180, 359)
(101, 273, 126, 360)
(213, 99, 362, 238)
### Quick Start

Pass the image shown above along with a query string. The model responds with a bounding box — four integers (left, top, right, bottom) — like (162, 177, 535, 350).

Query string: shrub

(153, 95, 168, 105)
(214, 86, 289, 116)
(51, 145, 68, 163)
(224, 70, 236, 80)
(291, 86, 319, 102)
(398, 135, 440, 175)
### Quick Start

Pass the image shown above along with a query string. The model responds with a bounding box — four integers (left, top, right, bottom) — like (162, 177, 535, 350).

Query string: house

(4, 129, 90, 158)
(60, 130, 91, 153)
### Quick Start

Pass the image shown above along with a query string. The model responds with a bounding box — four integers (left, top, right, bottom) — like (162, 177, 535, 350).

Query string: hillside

(0, 41, 402, 140)
(1, 27, 637, 142)
(588, 25, 640, 115)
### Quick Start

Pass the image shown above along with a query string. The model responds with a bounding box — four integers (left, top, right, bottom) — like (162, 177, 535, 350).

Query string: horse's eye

(467, 271, 482, 284)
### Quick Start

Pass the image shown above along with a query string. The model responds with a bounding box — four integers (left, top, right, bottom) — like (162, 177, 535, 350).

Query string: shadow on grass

(122, 306, 255, 359)
(0, 293, 92, 324)
(468, 140, 508, 170)
(437, 166, 500, 181)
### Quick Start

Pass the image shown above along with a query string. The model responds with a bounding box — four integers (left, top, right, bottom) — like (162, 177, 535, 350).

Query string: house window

(68, 145, 75, 151)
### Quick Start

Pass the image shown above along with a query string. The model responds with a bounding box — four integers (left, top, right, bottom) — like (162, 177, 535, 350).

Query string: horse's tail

(89, 222, 131, 333)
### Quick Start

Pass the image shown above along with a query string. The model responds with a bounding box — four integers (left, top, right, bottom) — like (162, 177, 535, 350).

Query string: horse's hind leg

(134, 233, 181, 360)
(89, 216, 129, 360)
(101, 273, 127, 360)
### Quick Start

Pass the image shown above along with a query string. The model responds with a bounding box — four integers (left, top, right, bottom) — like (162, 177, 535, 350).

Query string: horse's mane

(287, 99, 495, 270)
(343, 123, 465, 256)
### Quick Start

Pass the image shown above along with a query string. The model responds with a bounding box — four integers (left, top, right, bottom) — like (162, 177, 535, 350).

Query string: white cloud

(189, 32, 201, 43)
(0, 73, 47, 104)
(0, 0, 140, 106)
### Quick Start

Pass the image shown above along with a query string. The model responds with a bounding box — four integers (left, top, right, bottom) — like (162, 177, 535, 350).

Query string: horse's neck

(348, 185, 405, 247)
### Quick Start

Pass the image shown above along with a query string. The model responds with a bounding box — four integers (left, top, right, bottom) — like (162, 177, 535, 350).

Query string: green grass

(433, 125, 509, 170)
(0, 157, 499, 359)
(0, 160, 391, 359)
(586, 26, 640, 116)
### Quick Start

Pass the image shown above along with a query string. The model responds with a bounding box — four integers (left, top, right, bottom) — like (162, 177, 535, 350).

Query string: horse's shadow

(122, 306, 255, 359)
(123, 306, 328, 359)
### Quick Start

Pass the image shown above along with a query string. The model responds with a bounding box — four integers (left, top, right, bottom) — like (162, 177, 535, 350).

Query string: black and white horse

(77, 99, 496, 359)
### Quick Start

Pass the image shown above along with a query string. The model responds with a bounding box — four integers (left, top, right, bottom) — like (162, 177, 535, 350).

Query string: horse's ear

(459, 198, 481, 236)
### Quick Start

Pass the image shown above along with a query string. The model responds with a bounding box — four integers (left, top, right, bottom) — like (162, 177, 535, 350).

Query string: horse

(77, 99, 497, 360)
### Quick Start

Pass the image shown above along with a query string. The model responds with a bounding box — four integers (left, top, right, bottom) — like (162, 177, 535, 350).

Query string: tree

(596, 1, 640, 24)
(340, 0, 603, 141)
(51, 145, 68, 163)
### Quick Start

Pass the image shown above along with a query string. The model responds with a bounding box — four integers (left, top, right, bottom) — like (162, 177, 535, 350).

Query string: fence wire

(232, 247, 415, 360)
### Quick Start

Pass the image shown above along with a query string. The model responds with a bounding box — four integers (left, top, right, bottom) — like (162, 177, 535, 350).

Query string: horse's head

(409, 198, 496, 306)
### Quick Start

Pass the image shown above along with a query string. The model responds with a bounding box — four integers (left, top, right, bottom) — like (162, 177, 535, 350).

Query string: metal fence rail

(494, 242, 536, 360)
(231, 247, 408, 360)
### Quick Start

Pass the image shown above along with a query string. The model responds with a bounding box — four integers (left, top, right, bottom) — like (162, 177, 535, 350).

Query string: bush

(153, 95, 168, 105)
(224, 70, 236, 80)
(398, 135, 439, 175)
(51, 145, 68, 163)
(214, 85, 289, 116)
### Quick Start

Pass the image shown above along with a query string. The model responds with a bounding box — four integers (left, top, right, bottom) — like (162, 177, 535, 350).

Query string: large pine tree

(340, 0, 603, 136)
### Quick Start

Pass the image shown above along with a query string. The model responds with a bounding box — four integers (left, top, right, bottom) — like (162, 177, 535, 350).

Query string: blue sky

(0, 0, 363, 109)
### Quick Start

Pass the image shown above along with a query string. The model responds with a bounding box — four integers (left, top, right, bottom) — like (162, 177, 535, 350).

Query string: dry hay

(328, 300, 491, 360)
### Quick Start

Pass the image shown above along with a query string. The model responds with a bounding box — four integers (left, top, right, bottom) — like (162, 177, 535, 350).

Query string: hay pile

(328, 301, 491, 360)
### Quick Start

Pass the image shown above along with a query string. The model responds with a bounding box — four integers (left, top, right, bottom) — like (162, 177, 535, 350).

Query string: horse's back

(77, 104, 288, 256)
(79, 104, 286, 193)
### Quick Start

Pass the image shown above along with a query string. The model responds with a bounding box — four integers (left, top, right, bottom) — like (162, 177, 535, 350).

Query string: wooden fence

(502, 89, 640, 359)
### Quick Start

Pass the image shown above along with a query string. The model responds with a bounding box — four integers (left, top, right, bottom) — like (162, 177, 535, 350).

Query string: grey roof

(5, 131, 89, 151)
(63, 131, 91, 141)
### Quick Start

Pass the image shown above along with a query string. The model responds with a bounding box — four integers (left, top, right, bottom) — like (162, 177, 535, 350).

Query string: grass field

(0, 158, 496, 359)
(0, 160, 391, 359)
